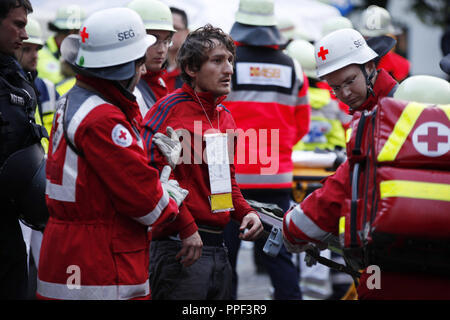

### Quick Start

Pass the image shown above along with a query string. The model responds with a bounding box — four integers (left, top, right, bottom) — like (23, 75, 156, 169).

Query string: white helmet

(315, 28, 377, 78)
(127, 0, 176, 32)
(277, 17, 313, 42)
(24, 16, 44, 47)
(286, 40, 317, 79)
(61, 7, 156, 80)
(359, 5, 399, 37)
(235, 0, 276, 26)
(394, 75, 450, 105)
(321, 16, 353, 37)
(48, 5, 86, 31)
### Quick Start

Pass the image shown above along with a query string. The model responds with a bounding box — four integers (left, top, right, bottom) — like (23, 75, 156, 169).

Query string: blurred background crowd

(29, 0, 449, 79)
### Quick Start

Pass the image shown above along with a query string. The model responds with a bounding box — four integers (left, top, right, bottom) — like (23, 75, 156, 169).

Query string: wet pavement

(235, 241, 273, 300)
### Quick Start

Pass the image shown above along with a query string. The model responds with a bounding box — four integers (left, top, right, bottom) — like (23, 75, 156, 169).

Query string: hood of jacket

(229, 22, 287, 47)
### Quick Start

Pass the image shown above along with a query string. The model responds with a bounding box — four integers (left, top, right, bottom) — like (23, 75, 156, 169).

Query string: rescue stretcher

(291, 150, 345, 203)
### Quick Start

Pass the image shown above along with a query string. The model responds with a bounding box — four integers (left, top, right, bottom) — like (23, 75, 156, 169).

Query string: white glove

(160, 165, 188, 207)
(153, 126, 182, 169)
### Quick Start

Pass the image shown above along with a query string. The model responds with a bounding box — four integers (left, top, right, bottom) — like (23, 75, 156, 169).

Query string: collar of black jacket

(230, 22, 287, 47)
(0, 52, 21, 74)
(366, 35, 396, 66)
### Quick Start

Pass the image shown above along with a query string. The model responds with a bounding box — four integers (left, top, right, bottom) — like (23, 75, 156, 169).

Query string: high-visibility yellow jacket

(37, 37, 64, 85)
(294, 84, 350, 151)
(56, 77, 76, 96)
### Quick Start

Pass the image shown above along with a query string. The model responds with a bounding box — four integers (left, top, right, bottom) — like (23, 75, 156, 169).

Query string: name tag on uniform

(205, 133, 234, 213)
(10, 93, 25, 106)
(236, 62, 292, 88)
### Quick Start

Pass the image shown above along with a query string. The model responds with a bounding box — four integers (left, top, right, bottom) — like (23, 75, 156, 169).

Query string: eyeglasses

(174, 26, 187, 32)
(329, 73, 359, 95)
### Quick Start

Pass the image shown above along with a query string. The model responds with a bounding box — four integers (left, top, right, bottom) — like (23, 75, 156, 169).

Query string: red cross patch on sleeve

(111, 124, 132, 148)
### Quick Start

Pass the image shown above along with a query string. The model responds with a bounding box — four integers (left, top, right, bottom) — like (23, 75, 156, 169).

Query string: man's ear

(365, 60, 376, 74)
(184, 64, 197, 79)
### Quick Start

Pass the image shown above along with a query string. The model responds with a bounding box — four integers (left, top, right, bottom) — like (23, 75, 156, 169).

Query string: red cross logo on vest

(412, 122, 450, 157)
(417, 126, 448, 152)
(318, 46, 329, 61)
(80, 27, 89, 43)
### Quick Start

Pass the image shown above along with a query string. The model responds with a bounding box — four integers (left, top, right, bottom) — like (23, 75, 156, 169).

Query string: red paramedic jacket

(163, 67, 183, 93)
(141, 84, 255, 240)
(38, 75, 179, 300)
(141, 70, 169, 101)
(378, 51, 410, 82)
(135, 70, 170, 118)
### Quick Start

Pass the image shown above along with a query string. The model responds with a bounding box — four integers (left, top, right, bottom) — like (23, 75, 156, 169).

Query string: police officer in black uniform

(0, 0, 48, 299)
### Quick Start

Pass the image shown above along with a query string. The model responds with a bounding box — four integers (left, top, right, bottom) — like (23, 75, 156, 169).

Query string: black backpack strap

(387, 83, 399, 97)
(350, 162, 360, 248)
(352, 112, 367, 156)
(136, 80, 157, 107)
(29, 121, 49, 140)
(369, 109, 379, 228)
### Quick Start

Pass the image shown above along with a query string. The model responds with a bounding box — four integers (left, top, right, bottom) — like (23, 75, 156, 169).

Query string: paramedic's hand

(153, 126, 181, 169)
(176, 231, 203, 267)
(239, 211, 263, 241)
(160, 166, 188, 207)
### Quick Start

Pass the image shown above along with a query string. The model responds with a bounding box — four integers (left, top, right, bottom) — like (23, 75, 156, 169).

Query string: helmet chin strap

(125, 73, 138, 91)
(360, 64, 377, 98)
(113, 75, 138, 101)
(112, 57, 147, 101)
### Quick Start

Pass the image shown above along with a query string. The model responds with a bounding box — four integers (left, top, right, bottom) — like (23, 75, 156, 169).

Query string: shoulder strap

(387, 83, 399, 97)
(352, 112, 367, 156)
(61, 88, 139, 159)
(137, 80, 157, 107)
(62, 95, 84, 158)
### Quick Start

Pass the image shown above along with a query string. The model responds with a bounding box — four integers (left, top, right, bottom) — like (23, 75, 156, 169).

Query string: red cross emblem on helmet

(318, 46, 329, 61)
(80, 27, 89, 43)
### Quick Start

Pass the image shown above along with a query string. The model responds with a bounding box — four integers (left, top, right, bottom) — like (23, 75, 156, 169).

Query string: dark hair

(0, 0, 32, 21)
(170, 7, 188, 30)
(177, 24, 236, 86)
